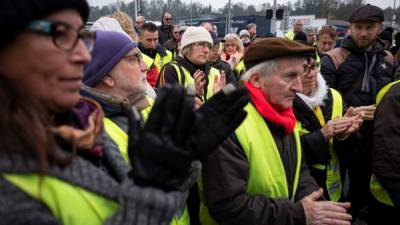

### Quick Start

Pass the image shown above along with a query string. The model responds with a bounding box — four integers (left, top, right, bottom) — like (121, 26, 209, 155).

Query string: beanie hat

(239, 30, 250, 39)
(180, 26, 213, 50)
(0, 0, 89, 51)
(379, 30, 393, 44)
(83, 30, 136, 87)
(90, 17, 132, 40)
(244, 37, 316, 70)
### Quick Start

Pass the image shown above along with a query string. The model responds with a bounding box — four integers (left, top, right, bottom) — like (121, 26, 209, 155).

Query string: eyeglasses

(123, 50, 143, 65)
(27, 20, 96, 52)
(164, 17, 172, 21)
(192, 42, 212, 50)
(303, 61, 319, 75)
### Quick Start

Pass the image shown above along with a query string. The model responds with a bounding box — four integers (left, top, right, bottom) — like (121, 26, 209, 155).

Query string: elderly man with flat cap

(199, 38, 353, 225)
(320, 4, 396, 221)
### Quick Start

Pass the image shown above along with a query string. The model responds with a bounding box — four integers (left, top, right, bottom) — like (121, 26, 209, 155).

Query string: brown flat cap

(244, 37, 316, 70)
(349, 4, 384, 23)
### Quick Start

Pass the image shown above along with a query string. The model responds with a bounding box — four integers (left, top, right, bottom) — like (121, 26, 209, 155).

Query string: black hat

(244, 37, 316, 70)
(294, 31, 307, 44)
(0, 0, 89, 50)
(379, 30, 393, 44)
(349, 4, 384, 23)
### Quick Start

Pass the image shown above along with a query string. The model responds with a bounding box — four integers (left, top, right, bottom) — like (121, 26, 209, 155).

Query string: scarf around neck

(296, 72, 328, 110)
(245, 81, 296, 135)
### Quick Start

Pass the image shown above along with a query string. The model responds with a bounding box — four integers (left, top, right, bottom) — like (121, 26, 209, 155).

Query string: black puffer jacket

(320, 37, 395, 107)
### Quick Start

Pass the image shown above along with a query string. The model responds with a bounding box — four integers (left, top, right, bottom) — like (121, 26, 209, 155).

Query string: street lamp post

(228, 0, 232, 33)
(392, 0, 397, 28)
(271, 0, 277, 35)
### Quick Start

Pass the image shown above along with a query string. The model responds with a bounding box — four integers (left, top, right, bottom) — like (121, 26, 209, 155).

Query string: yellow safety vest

(3, 173, 118, 225)
(285, 31, 295, 40)
(170, 63, 220, 101)
(199, 103, 302, 225)
(370, 80, 400, 207)
(142, 51, 173, 74)
(102, 100, 190, 225)
(234, 58, 246, 79)
(297, 88, 343, 201)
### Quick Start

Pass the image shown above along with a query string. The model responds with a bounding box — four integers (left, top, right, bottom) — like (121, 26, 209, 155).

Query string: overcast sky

(88, 0, 397, 10)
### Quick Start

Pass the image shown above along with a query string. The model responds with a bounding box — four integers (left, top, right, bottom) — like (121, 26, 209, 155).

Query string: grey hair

(180, 45, 192, 57)
(241, 59, 279, 81)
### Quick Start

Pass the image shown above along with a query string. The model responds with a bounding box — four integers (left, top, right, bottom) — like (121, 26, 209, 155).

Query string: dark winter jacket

(320, 36, 395, 107)
(321, 36, 395, 216)
(293, 89, 360, 200)
(158, 25, 173, 45)
(209, 58, 237, 86)
(370, 82, 400, 219)
(201, 106, 320, 225)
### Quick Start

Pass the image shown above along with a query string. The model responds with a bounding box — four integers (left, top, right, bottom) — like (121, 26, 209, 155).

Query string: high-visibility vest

(297, 88, 343, 201)
(170, 63, 219, 101)
(102, 100, 190, 225)
(370, 80, 400, 207)
(199, 103, 302, 225)
(103, 98, 154, 162)
(142, 51, 173, 74)
(234, 58, 246, 78)
(285, 31, 295, 40)
(3, 173, 118, 225)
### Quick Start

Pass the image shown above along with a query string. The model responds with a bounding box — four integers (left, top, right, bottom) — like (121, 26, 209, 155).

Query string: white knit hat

(180, 26, 213, 50)
(239, 29, 250, 39)
(90, 17, 132, 41)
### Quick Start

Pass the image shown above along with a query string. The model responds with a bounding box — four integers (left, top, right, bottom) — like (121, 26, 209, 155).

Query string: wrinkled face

(186, 42, 211, 65)
(140, 30, 158, 49)
(0, 9, 91, 113)
(109, 48, 147, 100)
(135, 16, 145, 30)
(300, 58, 319, 95)
(224, 39, 238, 55)
(316, 33, 336, 54)
(254, 57, 305, 109)
(163, 13, 172, 26)
(350, 21, 382, 49)
(294, 21, 303, 32)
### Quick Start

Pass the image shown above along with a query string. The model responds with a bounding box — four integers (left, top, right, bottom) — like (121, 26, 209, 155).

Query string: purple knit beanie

(83, 30, 136, 87)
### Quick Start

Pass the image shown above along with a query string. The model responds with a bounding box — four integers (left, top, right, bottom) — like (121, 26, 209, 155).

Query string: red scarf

(245, 81, 296, 135)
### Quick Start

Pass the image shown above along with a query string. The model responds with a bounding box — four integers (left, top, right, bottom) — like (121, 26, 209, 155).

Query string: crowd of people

(1, 1, 400, 225)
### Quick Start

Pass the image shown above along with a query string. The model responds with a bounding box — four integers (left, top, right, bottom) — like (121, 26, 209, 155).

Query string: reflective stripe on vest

(199, 103, 302, 225)
(142, 51, 173, 74)
(170, 63, 219, 100)
(370, 80, 400, 206)
(298, 88, 343, 201)
(3, 173, 118, 225)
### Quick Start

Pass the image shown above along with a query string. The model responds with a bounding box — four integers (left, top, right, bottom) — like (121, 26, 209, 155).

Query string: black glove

(191, 84, 249, 160)
(128, 84, 197, 191)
